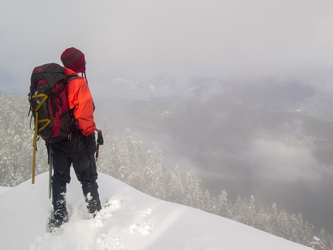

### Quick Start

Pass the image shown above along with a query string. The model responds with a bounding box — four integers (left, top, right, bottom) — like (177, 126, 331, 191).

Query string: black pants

(50, 132, 101, 215)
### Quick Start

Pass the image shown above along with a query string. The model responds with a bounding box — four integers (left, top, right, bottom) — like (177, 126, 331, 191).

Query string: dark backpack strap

(66, 75, 79, 84)
(50, 88, 57, 117)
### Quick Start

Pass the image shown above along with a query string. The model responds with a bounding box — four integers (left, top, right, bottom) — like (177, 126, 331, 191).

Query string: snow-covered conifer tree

(166, 165, 184, 203)
(184, 171, 203, 208)
(202, 190, 212, 212)
(217, 189, 230, 218)
(144, 142, 167, 199)
(0, 95, 47, 186)
(247, 195, 256, 227)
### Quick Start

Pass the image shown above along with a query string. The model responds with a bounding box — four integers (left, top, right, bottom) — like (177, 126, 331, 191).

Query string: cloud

(248, 137, 318, 180)
(1, 0, 333, 93)
(96, 0, 333, 79)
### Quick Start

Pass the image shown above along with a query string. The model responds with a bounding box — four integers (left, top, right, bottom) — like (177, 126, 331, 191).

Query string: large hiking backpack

(29, 63, 77, 143)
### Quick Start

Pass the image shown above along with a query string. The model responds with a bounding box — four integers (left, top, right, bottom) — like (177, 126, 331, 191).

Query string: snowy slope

(0, 186, 11, 195)
(0, 172, 311, 250)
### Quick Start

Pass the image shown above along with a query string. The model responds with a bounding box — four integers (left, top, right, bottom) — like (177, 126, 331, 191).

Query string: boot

(50, 182, 68, 229)
(82, 181, 102, 216)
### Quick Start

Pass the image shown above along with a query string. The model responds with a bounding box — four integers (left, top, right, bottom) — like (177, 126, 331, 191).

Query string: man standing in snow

(49, 47, 102, 229)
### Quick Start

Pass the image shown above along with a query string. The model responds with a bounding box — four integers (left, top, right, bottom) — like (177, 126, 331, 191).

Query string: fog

(1, 0, 333, 235)
(90, 77, 333, 235)
(1, 0, 333, 88)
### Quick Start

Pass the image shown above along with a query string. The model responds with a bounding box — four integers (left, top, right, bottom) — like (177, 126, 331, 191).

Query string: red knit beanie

(61, 47, 86, 73)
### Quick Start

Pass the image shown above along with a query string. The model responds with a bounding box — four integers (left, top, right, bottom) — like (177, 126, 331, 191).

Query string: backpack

(28, 63, 77, 143)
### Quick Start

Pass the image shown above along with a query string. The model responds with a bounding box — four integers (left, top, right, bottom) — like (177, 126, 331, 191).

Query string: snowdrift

(0, 171, 311, 250)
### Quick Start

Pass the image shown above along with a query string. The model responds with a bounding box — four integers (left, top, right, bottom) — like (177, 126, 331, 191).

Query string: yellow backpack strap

(29, 93, 48, 112)
(38, 119, 51, 132)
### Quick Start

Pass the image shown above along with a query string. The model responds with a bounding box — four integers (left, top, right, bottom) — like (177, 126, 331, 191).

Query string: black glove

(86, 133, 96, 155)
(97, 131, 104, 145)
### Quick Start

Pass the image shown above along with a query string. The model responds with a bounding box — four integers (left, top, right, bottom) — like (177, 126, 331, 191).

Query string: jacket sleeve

(67, 77, 96, 136)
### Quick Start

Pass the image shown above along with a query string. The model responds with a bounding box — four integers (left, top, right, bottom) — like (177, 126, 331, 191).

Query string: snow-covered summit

(0, 171, 311, 250)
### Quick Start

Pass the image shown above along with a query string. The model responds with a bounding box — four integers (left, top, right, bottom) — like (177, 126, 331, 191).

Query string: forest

(0, 94, 332, 250)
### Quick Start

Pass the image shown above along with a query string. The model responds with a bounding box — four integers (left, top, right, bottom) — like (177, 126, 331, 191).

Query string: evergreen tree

(202, 190, 212, 212)
(290, 213, 304, 244)
(277, 210, 291, 240)
(311, 235, 326, 250)
(217, 189, 230, 218)
(124, 129, 145, 192)
(247, 195, 256, 227)
(98, 116, 113, 176)
(256, 206, 271, 233)
(184, 171, 202, 208)
(269, 203, 279, 235)
(166, 165, 184, 203)
(210, 195, 219, 215)
(144, 142, 167, 199)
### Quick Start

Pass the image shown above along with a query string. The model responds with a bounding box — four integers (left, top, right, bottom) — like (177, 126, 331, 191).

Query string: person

(49, 47, 102, 228)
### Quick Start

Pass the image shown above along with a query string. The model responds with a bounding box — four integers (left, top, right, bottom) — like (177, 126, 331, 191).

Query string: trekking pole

(32, 112, 38, 184)
(48, 144, 53, 199)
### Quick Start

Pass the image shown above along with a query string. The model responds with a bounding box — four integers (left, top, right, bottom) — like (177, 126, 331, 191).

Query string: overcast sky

(1, 0, 333, 93)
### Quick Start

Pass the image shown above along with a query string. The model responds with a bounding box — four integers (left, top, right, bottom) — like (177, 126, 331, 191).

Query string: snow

(0, 186, 11, 195)
(0, 171, 311, 250)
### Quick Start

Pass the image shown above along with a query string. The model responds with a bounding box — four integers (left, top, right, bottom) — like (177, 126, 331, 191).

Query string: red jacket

(64, 67, 96, 136)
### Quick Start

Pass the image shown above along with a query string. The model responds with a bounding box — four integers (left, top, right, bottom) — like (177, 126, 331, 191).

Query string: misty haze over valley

(93, 75, 333, 235)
